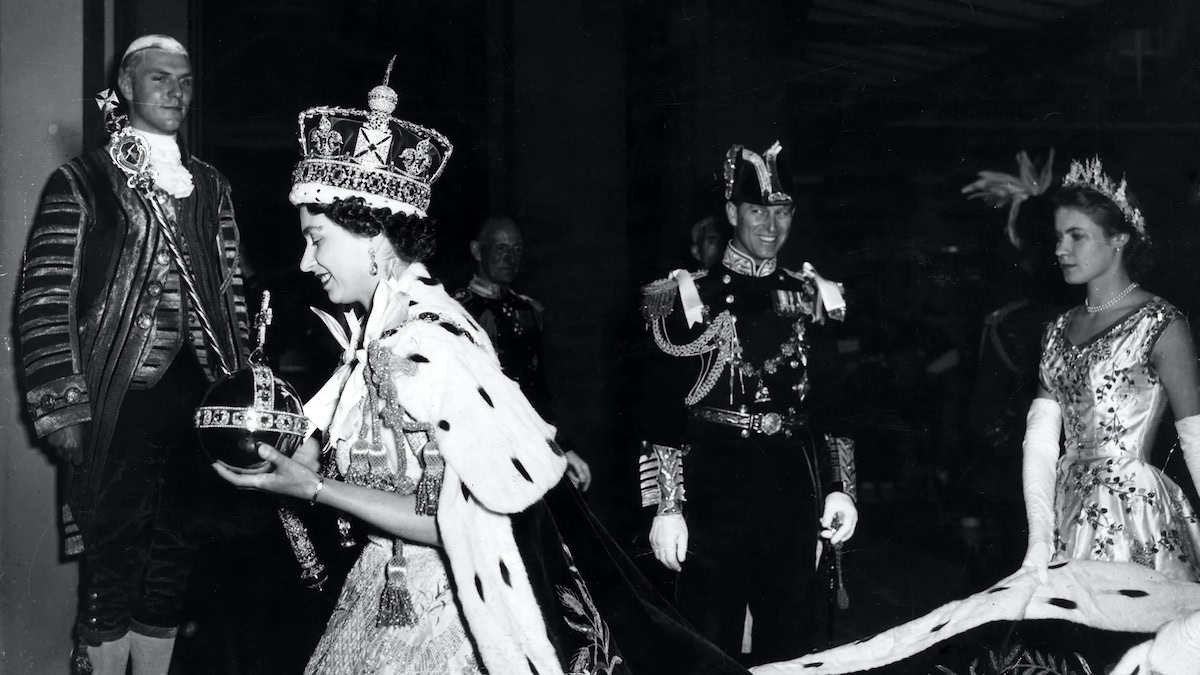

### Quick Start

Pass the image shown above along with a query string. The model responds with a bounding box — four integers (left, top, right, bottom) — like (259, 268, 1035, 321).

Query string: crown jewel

(1062, 157, 1145, 235)
(289, 58, 452, 217)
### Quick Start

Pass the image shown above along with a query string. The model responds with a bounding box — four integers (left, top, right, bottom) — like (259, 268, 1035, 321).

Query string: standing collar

(468, 274, 507, 299)
(722, 242, 777, 277)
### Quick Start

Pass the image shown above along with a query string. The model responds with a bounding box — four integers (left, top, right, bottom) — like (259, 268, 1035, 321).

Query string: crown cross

(352, 127, 393, 167)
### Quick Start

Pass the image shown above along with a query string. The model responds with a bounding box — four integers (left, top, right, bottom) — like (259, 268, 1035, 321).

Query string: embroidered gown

(751, 299, 1200, 675)
(302, 263, 751, 675)
(1040, 298, 1200, 580)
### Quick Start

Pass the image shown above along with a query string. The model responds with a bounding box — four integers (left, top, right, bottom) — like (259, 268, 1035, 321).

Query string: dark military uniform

(452, 275, 553, 416)
(640, 243, 849, 665)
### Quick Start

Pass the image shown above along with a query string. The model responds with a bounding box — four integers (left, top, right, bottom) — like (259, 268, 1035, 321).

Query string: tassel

(63, 504, 85, 557)
(415, 439, 443, 516)
(833, 542, 849, 610)
(377, 541, 418, 627)
(71, 629, 93, 674)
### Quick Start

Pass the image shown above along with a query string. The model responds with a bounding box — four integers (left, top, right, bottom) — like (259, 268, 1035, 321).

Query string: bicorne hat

(723, 141, 793, 206)
(289, 58, 453, 217)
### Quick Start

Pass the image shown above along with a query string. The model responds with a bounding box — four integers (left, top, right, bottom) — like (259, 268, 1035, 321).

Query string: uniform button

(88, 592, 99, 600)
(156, 252, 171, 265)
(722, 274, 732, 284)
(740, 429, 750, 438)
(147, 281, 163, 297)
(136, 313, 153, 329)
(88, 617, 98, 625)
(725, 294, 735, 304)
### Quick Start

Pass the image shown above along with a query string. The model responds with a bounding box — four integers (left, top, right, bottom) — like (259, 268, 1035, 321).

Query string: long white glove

(1176, 414, 1200, 503)
(1111, 611, 1200, 675)
(651, 514, 688, 572)
(1021, 397, 1061, 583)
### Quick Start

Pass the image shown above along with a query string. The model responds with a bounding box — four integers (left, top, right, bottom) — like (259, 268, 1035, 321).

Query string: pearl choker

(1085, 282, 1138, 314)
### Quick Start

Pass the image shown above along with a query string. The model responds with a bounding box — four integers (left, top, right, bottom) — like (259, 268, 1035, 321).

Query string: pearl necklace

(1085, 282, 1138, 314)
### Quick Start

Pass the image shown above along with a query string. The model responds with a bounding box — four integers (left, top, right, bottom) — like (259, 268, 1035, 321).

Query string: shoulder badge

(513, 291, 545, 314)
(785, 263, 847, 323)
(641, 269, 706, 323)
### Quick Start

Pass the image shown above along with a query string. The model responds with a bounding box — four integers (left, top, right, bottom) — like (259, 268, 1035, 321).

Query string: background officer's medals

(773, 289, 808, 317)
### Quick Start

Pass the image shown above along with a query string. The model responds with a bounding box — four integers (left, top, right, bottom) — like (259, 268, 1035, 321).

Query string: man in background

(453, 216, 592, 490)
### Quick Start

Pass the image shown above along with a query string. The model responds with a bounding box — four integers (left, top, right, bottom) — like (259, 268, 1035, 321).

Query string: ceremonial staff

(97, 89, 326, 590)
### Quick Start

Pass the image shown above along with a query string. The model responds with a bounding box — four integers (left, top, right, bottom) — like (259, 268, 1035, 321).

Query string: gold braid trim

(824, 434, 858, 502)
(639, 443, 687, 515)
(650, 311, 736, 405)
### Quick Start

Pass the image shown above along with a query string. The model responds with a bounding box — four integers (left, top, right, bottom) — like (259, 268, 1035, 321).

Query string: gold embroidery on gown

(1040, 298, 1200, 581)
(304, 341, 481, 674)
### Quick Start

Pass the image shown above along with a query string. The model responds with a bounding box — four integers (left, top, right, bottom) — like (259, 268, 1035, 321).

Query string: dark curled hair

(305, 196, 437, 263)
(1053, 185, 1153, 282)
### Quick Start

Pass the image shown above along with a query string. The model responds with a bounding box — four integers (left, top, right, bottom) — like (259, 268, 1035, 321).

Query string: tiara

(962, 149, 1054, 247)
(289, 57, 452, 217)
(1062, 157, 1145, 234)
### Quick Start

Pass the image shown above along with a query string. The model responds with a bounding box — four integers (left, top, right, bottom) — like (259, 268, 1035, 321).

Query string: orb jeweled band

(194, 406, 311, 435)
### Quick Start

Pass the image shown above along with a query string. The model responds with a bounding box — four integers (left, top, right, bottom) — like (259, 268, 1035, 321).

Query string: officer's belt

(688, 406, 808, 437)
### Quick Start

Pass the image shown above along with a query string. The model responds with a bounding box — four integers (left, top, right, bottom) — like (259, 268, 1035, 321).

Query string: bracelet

(309, 477, 325, 506)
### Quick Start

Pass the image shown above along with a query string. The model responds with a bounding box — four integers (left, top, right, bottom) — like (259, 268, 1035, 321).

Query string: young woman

(1021, 162, 1200, 582)
(752, 158, 1200, 675)
(213, 72, 750, 675)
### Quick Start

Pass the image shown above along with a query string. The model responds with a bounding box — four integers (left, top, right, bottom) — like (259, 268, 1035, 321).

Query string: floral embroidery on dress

(557, 544, 624, 675)
(1038, 299, 1200, 581)
(1129, 539, 1157, 568)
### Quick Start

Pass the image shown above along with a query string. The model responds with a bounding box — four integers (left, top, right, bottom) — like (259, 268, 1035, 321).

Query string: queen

(213, 61, 754, 675)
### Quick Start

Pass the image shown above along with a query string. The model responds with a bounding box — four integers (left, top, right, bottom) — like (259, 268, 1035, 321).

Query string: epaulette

(640, 269, 707, 322)
(785, 263, 847, 323)
(781, 266, 818, 289)
(513, 291, 545, 314)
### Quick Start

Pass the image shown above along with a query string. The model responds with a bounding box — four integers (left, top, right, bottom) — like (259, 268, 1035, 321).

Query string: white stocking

(130, 632, 176, 675)
(86, 633, 130, 675)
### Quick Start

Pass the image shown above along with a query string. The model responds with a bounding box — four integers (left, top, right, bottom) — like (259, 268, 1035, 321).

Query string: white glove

(1021, 397, 1061, 584)
(820, 492, 858, 545)
(1112, 611, 1200, 675)
(650, 514, 688, 572)
(1176, 415, 1200, 504)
